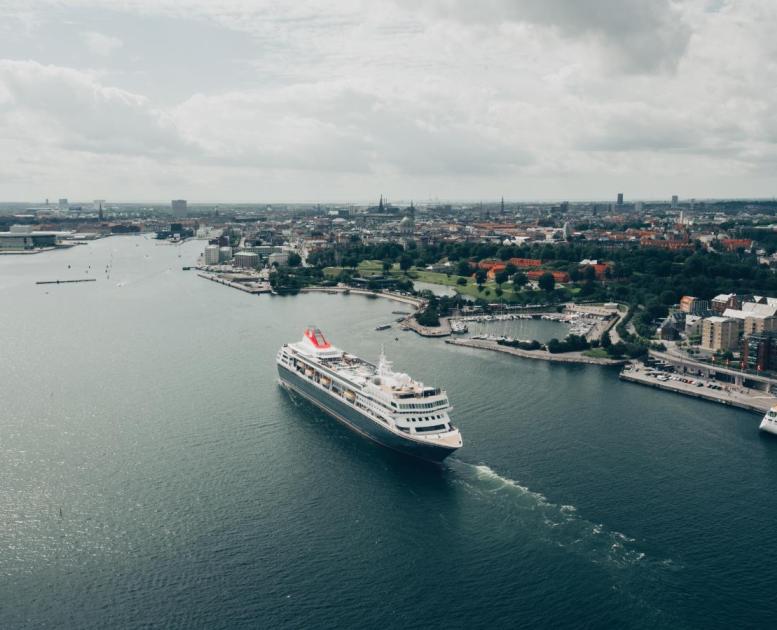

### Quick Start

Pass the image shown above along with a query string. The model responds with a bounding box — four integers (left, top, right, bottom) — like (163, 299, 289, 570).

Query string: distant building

(685, 314, 703, 336)
(721, 239, 754, 252)
(0, 227, 64, 251)
(171, 199, 187, 217)
(711, 293, 739, 314)
(93, 200, 105, 211)
(508, 257, 542, 269)
(58, 198, 69, 211)
(659, 313, 685, 340)
(701, 316, 740, 352)
(741, 332, 777, 372)
(723, 303, 777, 336)
(245, 245, 283, 259)
(671, 195, 679, 209)
(204, 244, 220, 265)
(268, 251, 289, 267)
(234, 251, 260, 268)
(526, 270, 570, 283)
(680, 296, 710, 315)
(617, 193, 624, 206)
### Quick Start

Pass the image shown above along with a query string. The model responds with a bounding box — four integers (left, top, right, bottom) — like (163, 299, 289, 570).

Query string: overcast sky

(0, 0, 775, 203)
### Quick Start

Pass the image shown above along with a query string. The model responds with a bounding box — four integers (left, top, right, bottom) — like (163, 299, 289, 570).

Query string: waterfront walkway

(300, 286, 425, 308)
(445, 338, 627, 366)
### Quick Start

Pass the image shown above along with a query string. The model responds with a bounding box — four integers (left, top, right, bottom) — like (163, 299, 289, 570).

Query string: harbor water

(2, 236, 777, 629)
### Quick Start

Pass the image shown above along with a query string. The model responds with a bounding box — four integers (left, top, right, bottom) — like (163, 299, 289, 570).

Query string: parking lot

(620, 362, 777, 414)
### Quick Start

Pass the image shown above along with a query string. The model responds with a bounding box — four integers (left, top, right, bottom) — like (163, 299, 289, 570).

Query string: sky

(0, 0, 775, 203)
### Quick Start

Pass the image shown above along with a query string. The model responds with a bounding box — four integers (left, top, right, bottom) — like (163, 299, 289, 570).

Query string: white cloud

(0, 0, 774, 200)
(0, 60, 186, 156)
(82, 31, 123, 56)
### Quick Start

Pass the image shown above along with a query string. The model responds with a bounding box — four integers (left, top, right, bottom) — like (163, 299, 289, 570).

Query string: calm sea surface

(2, 236, 777, 629)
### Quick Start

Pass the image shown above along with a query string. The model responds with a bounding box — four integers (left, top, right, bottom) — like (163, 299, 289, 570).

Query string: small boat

(759, 405, 777, 436)
(450, 320, 468, 334)
(375, 324, 392, 331)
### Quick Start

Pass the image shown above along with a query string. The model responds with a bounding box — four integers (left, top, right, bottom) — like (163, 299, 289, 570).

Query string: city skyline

(0, 1, 776, 201)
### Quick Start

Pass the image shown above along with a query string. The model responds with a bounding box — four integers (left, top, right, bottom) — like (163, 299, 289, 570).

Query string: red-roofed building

(721, 239, 753, 252)
(527, 270, 570, 283)
(477, 260, 506, 271)
(640, 238, 692, 251)
(508, 257, 542, 268)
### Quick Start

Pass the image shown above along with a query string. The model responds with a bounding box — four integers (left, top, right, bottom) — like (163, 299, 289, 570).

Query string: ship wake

(450, 460, 672, 572)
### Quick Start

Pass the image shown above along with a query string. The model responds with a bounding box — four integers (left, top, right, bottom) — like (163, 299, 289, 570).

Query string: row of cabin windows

(407, 414, 444, 423)
(391, 401, 444, 411)
(415, 424, 447, 433)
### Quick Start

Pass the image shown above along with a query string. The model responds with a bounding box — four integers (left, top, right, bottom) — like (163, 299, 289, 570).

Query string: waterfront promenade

(445, 338, 627, 366)
(300, 286, 425, 308)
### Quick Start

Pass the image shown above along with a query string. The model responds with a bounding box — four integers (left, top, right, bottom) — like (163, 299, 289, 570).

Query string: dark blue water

(2, 237, 777, 629)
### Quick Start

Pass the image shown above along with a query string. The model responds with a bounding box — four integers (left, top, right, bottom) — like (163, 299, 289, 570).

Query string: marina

(451, 307, 613, 340)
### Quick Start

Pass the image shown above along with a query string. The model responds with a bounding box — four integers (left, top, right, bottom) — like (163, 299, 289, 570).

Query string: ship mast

(378, 345, 393, 376)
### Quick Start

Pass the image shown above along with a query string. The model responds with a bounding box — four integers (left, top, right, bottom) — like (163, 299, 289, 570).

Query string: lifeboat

(344, 390, 356, 402)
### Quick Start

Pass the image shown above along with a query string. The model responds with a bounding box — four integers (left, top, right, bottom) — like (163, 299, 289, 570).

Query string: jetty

(445, 338, 627, 366)
(197, 273, 271, 294)
(402, 316, 452, 338)
(36, 278, 97, 285)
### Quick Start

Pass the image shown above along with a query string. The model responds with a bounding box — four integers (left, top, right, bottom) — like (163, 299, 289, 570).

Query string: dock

(197, 273, 271, 294)
(36, 278, 97, 285)
(619, 365, 777, 414)
(402, 316, 452, 337)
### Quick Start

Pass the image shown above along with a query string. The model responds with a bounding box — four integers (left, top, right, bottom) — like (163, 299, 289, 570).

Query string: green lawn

(323, 260, 394, 279)
(321, 263, 549, 303)
(583, 348, 611, 359)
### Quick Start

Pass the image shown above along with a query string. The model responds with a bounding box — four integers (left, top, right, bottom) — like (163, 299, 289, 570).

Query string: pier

(197, 273, 271, 294)
(619, 364, 777, 414)
(401, 316, 452, 337)
(36, 278, 97, 285)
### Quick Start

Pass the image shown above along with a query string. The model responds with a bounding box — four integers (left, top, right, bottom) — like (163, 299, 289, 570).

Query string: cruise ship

(277, 327, 462, 462)
(759, 405, 777, 436)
